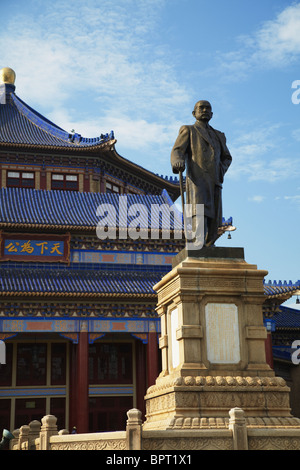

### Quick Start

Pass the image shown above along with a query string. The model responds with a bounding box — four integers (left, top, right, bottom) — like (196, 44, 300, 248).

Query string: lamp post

(0, 429, 15, 450)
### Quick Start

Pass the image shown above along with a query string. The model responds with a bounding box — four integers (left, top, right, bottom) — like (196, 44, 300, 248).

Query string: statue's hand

(173, 161, 185, 173)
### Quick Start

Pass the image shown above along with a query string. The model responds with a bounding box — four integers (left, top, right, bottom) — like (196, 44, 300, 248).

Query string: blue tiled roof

(272, 346, 293, 361)
(0, 262, 297, 300)
(271, 306, 300, 329)
(0, 88, 114, 149)
(0, 187, 182, 229)
(0, 267, 160, 296)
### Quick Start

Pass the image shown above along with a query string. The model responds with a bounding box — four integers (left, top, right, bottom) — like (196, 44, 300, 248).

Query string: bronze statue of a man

(171, 100, 232, 246)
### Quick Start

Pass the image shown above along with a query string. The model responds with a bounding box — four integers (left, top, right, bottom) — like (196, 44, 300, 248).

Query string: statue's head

(192, 100, 213, 123)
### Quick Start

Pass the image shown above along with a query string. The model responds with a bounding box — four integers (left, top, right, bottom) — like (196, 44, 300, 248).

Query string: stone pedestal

(143, 247, 300, 431)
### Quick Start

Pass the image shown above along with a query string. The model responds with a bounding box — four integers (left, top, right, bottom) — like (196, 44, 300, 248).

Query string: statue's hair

(193, 100, 212, 113)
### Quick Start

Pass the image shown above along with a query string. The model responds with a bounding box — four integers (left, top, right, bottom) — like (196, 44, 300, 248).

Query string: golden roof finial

(0, 67, 16, 85)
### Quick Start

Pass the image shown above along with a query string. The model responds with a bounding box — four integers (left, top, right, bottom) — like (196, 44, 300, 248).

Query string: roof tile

(0, 187, 182, 229)
(0, 268, 160, 296)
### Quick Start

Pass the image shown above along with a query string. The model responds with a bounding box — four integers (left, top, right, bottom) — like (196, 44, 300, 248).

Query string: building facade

(0, 67, 299, 434)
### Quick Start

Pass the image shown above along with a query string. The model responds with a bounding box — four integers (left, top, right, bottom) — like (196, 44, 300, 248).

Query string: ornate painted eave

(264, 280, 300, 301)
(263, 281, 300, 319)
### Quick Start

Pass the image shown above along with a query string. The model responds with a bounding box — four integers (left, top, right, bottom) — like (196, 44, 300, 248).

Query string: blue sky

(1, 0, 299, 306)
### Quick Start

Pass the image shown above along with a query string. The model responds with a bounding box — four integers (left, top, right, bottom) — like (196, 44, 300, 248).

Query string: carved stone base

(143, 374, 300, 430)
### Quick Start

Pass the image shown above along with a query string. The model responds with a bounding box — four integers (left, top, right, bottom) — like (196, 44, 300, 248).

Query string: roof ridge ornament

(0, 67, 16, 104)
(0, 67, 16, 85)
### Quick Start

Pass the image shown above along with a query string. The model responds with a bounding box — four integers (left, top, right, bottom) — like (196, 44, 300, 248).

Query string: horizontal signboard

(0, 232, 70, 263)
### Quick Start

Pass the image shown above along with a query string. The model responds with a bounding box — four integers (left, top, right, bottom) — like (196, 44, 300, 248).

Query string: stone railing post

(18, 425, 30, 450)
(28, 420, 41, 450)
(229, 407, 248, 450)
(126, 409, 142, 450)
(58, 429, 69, 435)
(10, 429, 19, 450)
(39, 415, 58, 450)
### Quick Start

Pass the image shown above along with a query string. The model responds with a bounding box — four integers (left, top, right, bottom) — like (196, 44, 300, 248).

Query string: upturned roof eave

(0, 290, 157, 298)
(0, 139, 116, 152)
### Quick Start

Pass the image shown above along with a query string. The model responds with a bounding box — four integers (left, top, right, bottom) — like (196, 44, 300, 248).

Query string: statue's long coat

(171, 120, 232, 223)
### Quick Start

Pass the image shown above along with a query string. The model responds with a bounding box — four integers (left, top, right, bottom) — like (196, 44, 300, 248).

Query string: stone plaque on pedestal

(205, 303, 240, 364)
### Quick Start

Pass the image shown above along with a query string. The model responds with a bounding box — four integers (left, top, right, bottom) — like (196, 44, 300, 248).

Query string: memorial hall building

(0, 68, 299, 434)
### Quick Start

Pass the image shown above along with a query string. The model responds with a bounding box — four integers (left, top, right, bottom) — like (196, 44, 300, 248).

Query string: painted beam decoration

(0, 232, 70, 263)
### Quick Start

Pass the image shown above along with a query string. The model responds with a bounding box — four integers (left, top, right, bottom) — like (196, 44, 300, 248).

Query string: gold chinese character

(36, 242, 49, 254)
(5, 242, 20, 252)
(20, 241, 34, 254)
(50, 243, 63, 255)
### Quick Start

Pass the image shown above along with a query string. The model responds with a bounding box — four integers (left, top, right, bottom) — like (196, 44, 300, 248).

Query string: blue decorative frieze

(0, 387, 66, 398)
(71, 249, 175, 266)
(89, 386, 133, 396)
(0, 317, 161, 335)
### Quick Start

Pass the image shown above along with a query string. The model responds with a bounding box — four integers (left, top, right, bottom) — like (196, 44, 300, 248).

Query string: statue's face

(193, 101, 213, 122)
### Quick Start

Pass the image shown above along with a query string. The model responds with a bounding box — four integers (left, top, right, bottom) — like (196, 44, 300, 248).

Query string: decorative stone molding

(50, 436, 127, 451)
(146, 374, 289, 394)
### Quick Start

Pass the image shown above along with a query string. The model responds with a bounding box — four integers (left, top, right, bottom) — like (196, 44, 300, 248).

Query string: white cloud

(248, 195, 265, 203)
(273, 192, 300, 211)
(228, 123, 300, 182)
(215, 3, 300, 80)
(48, 107, 181, 153)
(253, 4, 300, 66)
(284, 195, 300, 204)
(0, 0, 195, 177)
(0, 0, 190, 144)
(292, 128, 300, 141)
(227, 123, 300, 182)
(3, 0, 300, 180)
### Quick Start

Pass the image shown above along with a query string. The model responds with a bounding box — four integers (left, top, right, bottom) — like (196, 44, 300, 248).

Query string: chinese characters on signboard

(5, 240, 63, 256)
(0, 233, 70, 263)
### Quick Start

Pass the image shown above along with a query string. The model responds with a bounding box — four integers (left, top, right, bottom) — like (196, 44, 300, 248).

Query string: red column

(147, 332, 159, 388)
(135, 340, 146, 419)
(76, 328, 89, 433)
(100, 173, 105, 193)
(84, 172, 90, 192)
(68, 342, 77, 431)
(40, 171, 47, 190)
(265, 332, 274, 369)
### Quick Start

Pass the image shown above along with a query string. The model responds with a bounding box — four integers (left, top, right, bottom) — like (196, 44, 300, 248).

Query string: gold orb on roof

(0, 67, 16, 85)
